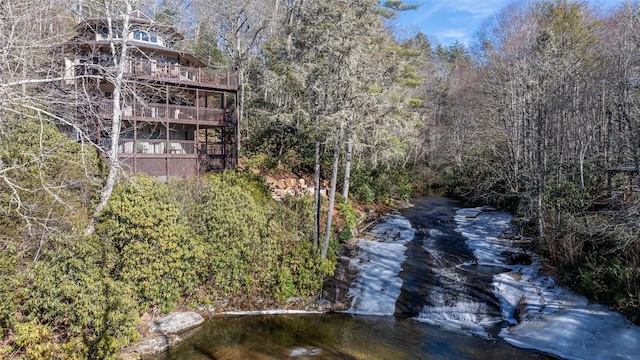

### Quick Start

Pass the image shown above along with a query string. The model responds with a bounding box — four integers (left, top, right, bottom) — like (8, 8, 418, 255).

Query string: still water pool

(154, 313, 553, 359)
(154, 198, 554, 359)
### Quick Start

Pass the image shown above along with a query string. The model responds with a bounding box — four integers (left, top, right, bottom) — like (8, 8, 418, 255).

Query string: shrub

(195, 174, 279, 298)
(96, 175, 203, 313)
(186, 172, 331, 304)
(350, 165, 413, 204)
(10, 236, 140, 359)
(337, 200, 358, 243)
(0, 114, 100, 260)
(0, 250, 17, 340)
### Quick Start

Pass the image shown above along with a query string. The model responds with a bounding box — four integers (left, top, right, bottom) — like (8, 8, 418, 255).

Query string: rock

(120, 312, 204, 359)
(264, 176, 278, 187)
(131, 335, 175, 357)
(298, 178, 306, 187)
(314, 299, 332, 311)
(277, 179, 288, 189)
(286, 178, 297, 188)
(290, 346, 322, 357)
(198, 304, 215, 313)
(504, 251, 533, 265)
(465, 209, 482, 218)
(513, 296, 528, 324)
(148, 311, 204, 335)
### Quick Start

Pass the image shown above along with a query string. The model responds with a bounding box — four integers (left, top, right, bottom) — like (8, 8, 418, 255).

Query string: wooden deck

(126, 59, 238, 90)
(98, 101, 236, 126)
(75, 59, 238, 90)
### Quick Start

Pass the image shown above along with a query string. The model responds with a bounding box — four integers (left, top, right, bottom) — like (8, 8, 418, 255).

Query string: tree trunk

(342, 124, 353, 201)
(86, 3, 132, 235)
(237, 66, 244, 156)
(321, 137, 340, 259)
(313, 138, 321, 249)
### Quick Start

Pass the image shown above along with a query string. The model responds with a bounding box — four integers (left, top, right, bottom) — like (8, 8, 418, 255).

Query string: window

(98, 25, 122, 39)
(133, 30, 157, 43)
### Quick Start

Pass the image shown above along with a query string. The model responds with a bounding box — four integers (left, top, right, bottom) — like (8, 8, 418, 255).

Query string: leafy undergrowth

(0, 172, 336, 359)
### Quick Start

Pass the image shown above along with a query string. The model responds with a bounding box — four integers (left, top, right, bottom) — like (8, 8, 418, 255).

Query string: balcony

(100, 138, 236, 177)
(126, 59, 238, 89)
(100, 139, 232, 157)
(97, 101, 236, 126)
(75, 59, 238, 90)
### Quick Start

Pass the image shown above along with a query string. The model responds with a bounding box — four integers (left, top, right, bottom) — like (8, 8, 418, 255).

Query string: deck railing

(101, 139, 197, 155)
(75, 60, 238, 89)
(125, 59, 238, 88)
(99, 139, 234, 157)
(97, 101, 236, 126)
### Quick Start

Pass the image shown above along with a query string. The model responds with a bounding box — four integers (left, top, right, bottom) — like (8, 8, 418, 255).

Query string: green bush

(0, 114, 100, 259)
(279, 195, 315, 237)
(350, 165, 413, 204)
(275, 194, 331, 298)
(0, 250, 17, 340)
(96, 175, 203, 313)
(243, 117, 315, 174)
(181, 172, 331, 304)
(337, 200, 358, 243)
(0, 109, 345, 358)
(10, 236, 140, 359)
(195, 174, 280, 298)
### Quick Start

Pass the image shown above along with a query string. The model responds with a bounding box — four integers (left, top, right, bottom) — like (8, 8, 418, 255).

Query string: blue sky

(394, 0, 621, 47)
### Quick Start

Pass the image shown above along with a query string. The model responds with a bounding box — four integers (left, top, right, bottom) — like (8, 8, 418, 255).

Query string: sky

(394, 0, 621, 47)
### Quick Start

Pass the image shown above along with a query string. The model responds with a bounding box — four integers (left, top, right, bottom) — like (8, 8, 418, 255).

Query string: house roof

(69, 10, 209, 68)
(75, 14, 184, 42)
(66, 39, 206, 68)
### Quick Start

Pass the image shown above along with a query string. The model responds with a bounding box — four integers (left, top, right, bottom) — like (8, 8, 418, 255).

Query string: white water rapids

(345, 206, 640, 360)
(343, 214, 415, 315)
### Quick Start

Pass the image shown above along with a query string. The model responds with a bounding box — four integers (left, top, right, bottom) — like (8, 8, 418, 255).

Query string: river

(155, 197, 639, 359)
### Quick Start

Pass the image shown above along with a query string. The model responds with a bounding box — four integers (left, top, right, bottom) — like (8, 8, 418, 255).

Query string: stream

(155, 197, 639, 359)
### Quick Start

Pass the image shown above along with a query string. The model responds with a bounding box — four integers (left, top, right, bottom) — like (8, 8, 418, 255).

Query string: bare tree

(77, 0, 140, 233)
(193, 0, 279, 151)
(0, 0, 102, 259)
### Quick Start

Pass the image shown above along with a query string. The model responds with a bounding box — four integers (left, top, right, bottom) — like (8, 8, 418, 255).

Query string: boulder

(286, 178, 297, 188)
(120, 312, 204, 359)
(264, 176, 278, 187)
(148, 311, 204, 335)
(277, 179, 288, 189)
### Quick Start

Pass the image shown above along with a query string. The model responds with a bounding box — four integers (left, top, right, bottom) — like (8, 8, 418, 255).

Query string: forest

(1, 0, 640, 358)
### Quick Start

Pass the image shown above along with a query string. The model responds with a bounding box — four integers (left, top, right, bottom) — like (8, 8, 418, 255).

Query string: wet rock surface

(148, 312, 204, 335)
(120, 312, 204, 359)
(396, 198, 504, 332)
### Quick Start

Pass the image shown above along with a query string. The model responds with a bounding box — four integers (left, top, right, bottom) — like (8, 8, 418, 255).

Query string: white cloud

(436, 28, 471, 44)
(446, 0, 508, 18)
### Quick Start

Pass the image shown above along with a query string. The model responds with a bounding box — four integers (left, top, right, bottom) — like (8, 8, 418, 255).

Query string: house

(64, 10, 239, 179)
